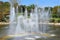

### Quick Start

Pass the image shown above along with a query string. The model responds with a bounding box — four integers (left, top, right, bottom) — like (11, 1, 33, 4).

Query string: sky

(0, 0, 60, 7)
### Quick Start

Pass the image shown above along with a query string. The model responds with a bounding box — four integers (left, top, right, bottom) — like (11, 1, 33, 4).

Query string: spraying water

(8, 0, 51, 40)
(8, 6, 17, 35)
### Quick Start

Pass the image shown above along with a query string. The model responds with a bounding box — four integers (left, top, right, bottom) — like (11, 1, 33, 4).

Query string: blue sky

(0, 0, 60, 7)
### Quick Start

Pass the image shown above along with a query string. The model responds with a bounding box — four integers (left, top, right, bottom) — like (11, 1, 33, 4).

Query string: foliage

(50, 18, 60, 23)
(52, 6, 60, 18)
(50, 6, 60, 22)
(0, 1, 10, 22)
(0, 1, 60, 22)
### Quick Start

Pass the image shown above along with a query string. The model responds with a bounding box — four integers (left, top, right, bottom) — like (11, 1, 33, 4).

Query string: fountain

(39, 8, 51, 33)
(8, 5, 17, 35)
(7, 0, 52, 40)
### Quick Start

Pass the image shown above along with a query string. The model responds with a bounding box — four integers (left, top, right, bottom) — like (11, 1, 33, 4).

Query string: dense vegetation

(0, 1, 60, 23)
(0, 1, 10, 22)
(50, 6, 60, 23)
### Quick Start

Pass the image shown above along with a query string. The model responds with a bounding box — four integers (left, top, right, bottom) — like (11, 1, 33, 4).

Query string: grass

(51, 18, 60, 20)
(50, 18, 60, 23)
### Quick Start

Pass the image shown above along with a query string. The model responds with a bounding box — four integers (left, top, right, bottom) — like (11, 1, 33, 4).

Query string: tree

(27, 4, 35, 13)
(30, 4, 35, 9)
(52, 6, 60, 18)
(0, 2, 10, 22)
(3, 2, 10, 14)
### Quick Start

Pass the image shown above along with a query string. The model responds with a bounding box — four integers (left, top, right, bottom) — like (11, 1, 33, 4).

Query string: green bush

(51, 14, 57, 18)
(50, 18, 60, 23)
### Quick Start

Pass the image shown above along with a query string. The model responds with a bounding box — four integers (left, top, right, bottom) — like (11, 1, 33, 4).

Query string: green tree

(52, 6, 60, 18)
(0, 2, 10, 22)
(2, 2, 10, 15)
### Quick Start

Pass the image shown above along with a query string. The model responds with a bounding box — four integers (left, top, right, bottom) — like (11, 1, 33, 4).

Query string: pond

(0, 25, 60, 40)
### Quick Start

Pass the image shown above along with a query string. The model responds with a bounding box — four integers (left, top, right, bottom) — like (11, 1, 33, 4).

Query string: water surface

(0, 25, 60, 40)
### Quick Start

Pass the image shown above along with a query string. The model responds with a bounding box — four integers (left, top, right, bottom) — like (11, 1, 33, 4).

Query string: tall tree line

(0, 1, 60, 22)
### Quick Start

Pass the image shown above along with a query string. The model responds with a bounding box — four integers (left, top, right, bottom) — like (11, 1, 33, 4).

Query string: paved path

(0, 22, 60, 25)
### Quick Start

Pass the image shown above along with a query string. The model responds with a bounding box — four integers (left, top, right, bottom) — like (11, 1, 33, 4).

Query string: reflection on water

(47, 25, 60, 40)
(0, 25, 60, 40)
(0, 25, 9, 37)
(49, 25, 60, 35)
